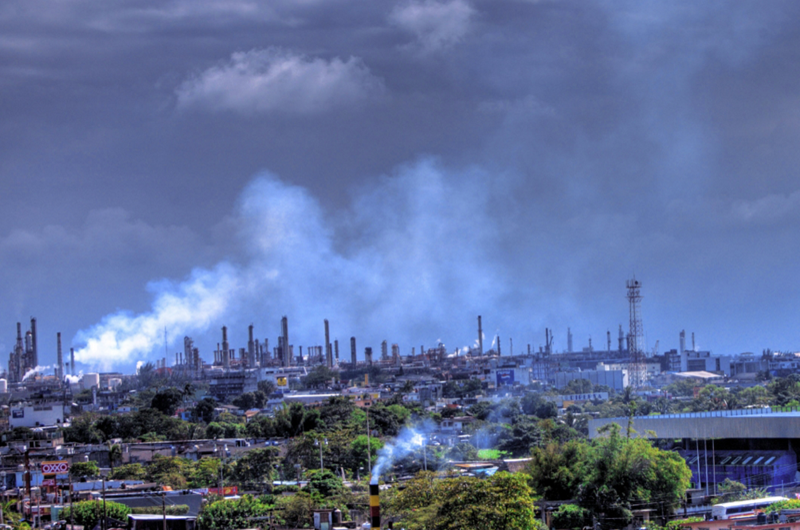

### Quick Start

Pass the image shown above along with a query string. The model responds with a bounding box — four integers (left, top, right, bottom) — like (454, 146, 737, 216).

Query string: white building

(10, 404, 65, 428)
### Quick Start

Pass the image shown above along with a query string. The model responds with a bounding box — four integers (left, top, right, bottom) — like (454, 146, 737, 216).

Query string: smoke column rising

(72, 159, 512, 371)
(371, 421, 437, 482)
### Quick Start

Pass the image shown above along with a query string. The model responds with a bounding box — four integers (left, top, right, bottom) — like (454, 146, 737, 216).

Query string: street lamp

(314, 438, 327, 471)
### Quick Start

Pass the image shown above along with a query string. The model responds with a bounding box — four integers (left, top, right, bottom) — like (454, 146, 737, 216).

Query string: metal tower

(626, 278, 646, 387)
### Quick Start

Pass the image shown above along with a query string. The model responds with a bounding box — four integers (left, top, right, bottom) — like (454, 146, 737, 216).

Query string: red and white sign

(41, 461, 70, 475)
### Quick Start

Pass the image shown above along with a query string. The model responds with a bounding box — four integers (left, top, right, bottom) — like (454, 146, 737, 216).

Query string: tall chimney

(568, 327, 573, 353)
(692, 332, 696, 352)
(618, 325, 624, 353)
(679, 330, 686, 355)
(56, 332, 63, 381)
(350, 337, 357, 365)
(222, 326, 230, 370)
(477, 316, 483, 355)
(248, 324, 255, 368)
(30, 317, 38, 368)
(334, 340, 339, 364)
(497, 335, 501, 356)
(607, 330, 611, 352)
(324, 320, 332, 368)
(365, 347, 373, 365)
(70, 348, 75, 375)
(369, 481, 381, 529)
(281, 316, 290, 367)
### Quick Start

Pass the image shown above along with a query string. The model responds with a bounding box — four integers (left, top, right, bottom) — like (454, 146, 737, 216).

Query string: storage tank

(83, 373, 100, 389)
(0, 379, 7, 393)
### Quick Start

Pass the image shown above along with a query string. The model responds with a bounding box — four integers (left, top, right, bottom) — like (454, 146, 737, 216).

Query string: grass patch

(477, 449, 508, 460)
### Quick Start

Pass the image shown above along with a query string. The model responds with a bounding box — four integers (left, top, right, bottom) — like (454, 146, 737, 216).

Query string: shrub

(551, 504, 591, 530)
(62, 500, 131, 529)
(130, 505, 190, 515)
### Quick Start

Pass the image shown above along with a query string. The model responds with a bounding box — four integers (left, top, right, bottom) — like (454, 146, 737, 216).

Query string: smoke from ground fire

(72, 159, 512, 371)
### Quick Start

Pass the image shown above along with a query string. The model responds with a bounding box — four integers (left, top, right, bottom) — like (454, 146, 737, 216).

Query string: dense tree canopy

(385, 471, 545, 530)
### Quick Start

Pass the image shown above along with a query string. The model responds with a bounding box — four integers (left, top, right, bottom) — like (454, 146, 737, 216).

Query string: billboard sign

(208, 486, 238, 496)
(41, 461, 70, 475)
(12, 409, 24, 418)
(496, 369, 515, 386)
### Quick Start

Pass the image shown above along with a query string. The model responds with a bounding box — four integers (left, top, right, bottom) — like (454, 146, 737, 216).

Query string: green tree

(108, 443, 122, 473)
(764, 499, 800, 513)
(498, 417, 543, 456)
(197, 495, 272, 530)
(109, 463, 147, 480)
(63, 414, 103, 444)
(229, 447, 279, 490)
(385, 471, 544, 530)
(304, 365, 337, 388)
(62, 500, 130, 529)
(578, 425, 691, 530)
(70, 461, 100, 480)
(146, 454, 192, 487)
(527, 441, 588, 501)
(551, 504, 591, 530)
(305, 468, 344, 498)
(276, 492, 318, 529)
(193, 397, 218, 423)
(191, 458, 222, 488)
(151, 387, 185, 416)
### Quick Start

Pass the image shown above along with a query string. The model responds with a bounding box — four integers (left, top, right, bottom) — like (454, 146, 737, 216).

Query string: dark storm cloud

(3, 0, 800, 370)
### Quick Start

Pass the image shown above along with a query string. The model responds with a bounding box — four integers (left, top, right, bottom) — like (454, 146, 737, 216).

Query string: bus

(711, 497, 788, 520)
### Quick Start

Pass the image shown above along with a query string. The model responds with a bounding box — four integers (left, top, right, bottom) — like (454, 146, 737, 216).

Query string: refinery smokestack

(477, 315, 483, 355)
(70, 348, 75, 375)
(567, 327, 573, 353)
(324, 319, 332, 368)
(30, 317, 38, 368)
(350, 337, 357, 365)
(222, 326, 229, 370)
(369, 481, 381, 529)
(248, 324, 255, 368)
(56, 332, 63, 381)
(281, 316, 290, 367)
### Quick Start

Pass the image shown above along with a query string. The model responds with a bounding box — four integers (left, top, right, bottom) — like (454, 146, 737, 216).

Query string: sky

(3, 0, 800, 373)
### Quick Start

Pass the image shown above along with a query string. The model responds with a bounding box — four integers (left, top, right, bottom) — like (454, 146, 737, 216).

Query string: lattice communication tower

(627, 278, 646, 387)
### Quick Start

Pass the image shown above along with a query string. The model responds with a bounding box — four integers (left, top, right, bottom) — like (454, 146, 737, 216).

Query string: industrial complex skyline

(3, 2, 800, 371)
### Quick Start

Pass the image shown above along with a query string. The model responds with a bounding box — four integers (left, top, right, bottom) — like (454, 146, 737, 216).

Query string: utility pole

(366, 407, 371, 478)
(69, 473, 74, 530)
(102, 478, 107, 530)
(162, 491, 167, 530)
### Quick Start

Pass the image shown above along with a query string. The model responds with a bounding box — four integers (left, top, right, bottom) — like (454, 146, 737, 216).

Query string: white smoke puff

(73, 263, 239, 371)
(64, 371, 83, 385)
(23, 365, 53, 381)
(372, 420, 437, 482)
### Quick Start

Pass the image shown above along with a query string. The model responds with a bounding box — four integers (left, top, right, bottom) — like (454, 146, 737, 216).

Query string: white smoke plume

(372, 420, 437, 482)
(23, 365, 53, 381)
(72, 159, 511, 371)
(64, 372, 83, 385)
